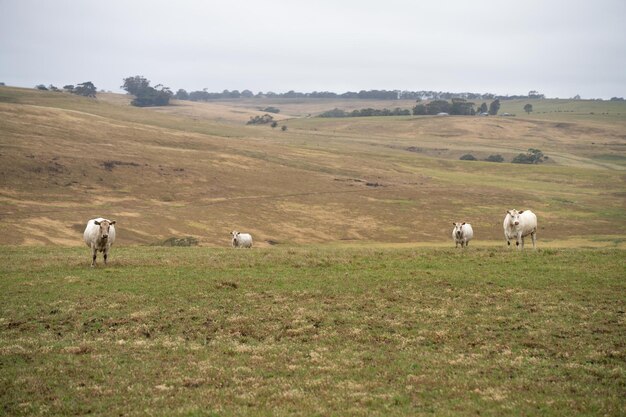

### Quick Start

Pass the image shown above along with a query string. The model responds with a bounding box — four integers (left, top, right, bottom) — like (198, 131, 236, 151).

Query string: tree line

(35, 82, 97, 97)
(173, 88, 547, 102)
(319, 107, 411, 118)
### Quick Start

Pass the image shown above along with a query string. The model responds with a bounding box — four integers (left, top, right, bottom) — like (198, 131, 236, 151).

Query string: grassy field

(0, 86, 624, 247)
(0, 245, 624, 416)
(1, 87, 625, 415)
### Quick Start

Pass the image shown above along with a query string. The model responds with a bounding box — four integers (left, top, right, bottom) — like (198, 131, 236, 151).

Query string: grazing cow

(503, 209, 537, 249)
(83, 218, 116, 267)
(231, 231, 253, 248)
(452, 222, 474, 248)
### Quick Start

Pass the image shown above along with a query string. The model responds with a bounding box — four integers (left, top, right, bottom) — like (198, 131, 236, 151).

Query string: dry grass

(0, 86, 624, 246)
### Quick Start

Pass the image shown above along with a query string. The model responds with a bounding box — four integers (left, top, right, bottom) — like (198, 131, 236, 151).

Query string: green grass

(1, 246, 624, 416)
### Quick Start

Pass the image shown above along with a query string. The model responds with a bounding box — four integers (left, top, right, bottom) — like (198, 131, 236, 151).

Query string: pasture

(1, 86, 625, 415)
(1, 246, 624, 416)
(1, 86, 625, 247)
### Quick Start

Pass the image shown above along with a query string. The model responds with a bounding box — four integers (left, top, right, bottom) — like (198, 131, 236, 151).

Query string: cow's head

(506, 209, 524, 226)
(452, 222, 465, 238)
(94, 219, 116, 240)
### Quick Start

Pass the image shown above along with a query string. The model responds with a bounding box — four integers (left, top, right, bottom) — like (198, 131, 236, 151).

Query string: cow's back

(519, 210, 537, 235)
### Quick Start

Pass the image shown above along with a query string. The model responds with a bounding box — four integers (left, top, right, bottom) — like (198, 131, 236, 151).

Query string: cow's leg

(531, 231, 537, 249)
(465, 240, 469, 248)
(521, 235, 525, 249)
(103, 248, 108, 265)
(91, 246, 97, 267)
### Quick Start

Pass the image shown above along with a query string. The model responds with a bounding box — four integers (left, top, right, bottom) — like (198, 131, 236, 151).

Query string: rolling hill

(1, 86, 624, 247)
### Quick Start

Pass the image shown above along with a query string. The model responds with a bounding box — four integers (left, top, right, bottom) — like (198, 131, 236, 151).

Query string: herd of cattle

(83, 209, 538, 267)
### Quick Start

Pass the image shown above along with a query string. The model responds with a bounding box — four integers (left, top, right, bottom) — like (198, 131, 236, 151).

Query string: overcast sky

(1, 0, 625, 98)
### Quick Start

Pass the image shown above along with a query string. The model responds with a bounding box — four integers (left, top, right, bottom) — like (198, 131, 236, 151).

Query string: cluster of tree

(412, 98, 501, 116)
(460, 154, 504, 162)
(246, 114, 274, 125)
(524, 104, 533, 114)
(170, 88, 549, 102)
(35, 82, 97, 97)
(460, 151, 543, 164)
(122, 76, 172, 107)
(610, 97, 624, 101)
(319, 107, 411, 118)
(512, 148, 546, 164)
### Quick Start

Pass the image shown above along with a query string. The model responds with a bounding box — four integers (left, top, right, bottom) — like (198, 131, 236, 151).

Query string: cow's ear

(462, 222, 466, 225)
(110, 221, 116, 225)
(519, 210, 524, 214)
(94, 220, 101, 225)
(452, 222, 456, 226)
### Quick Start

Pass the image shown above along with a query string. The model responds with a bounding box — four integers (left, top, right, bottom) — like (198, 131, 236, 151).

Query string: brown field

(0, 86, 624, 247)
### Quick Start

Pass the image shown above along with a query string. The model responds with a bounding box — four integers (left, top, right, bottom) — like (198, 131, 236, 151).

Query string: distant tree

(281, 125, 287, 131)
(412, 104, 427, 115)
(73, 81, 97, 97)
(528, 90, 545, 99)
(241, 89, 254, 98)
(524, 103, 533, 114)
(610, 97, 624, 101)
(319, 108, 347, 118)
(35, 84, 48, 91)
(460, 154, 477, 161)
(479, 102, 488, 113)
(450, 98, 475, 115)
(485, 154, 504, 163)
(426, 100, 450, 115)
(131, 85, 172, 107)
(488, 99, 500, 115)
(48, 84, 60, 92)
(572, 94, 581, 100)
(271, 121, 278, 128)
(512, 148, 545, 164)
(174, 89, 189, 100)
(262, 106, 280, 114)
(122, 76, 171, 106)
(247, 114, 274, 125)
(63, 84, 75, 92)
(0, 82, 5, 86)
(121, 76, 151, 96)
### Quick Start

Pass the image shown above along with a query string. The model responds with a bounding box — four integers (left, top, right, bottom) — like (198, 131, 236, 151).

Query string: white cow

(83, 217, 116, 266)
(231, 231, 253, 248)
(452, 222, 474, 248)
(503, 209, 537, 249)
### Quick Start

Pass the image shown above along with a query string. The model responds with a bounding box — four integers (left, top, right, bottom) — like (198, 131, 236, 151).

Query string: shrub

(485, 154, 504, 162)
(247, 114, 274, 125)
(512, 148, 545, 164)
(460, 154, 477, 161)
(262, 107, 280, 114)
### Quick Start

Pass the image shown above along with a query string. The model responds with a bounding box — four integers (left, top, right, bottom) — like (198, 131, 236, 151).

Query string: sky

(1, 0, 625, 99)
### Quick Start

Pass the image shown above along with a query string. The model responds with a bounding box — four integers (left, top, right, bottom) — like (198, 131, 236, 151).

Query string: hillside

(1, 86, 624, 247)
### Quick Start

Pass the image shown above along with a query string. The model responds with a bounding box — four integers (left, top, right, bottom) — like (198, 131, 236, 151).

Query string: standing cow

(84, 218, 116, 266)
(231, 231, 253, 248)
(452, 222, 474, 248)
(503, 209, 537, 249)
